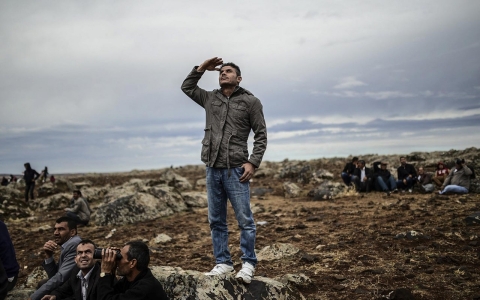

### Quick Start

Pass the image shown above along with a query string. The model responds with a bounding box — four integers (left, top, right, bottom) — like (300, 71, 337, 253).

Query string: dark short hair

(77, 239, 96, 249)
(400, 156, 406, 160)
(358, 160, 365, 165)
(352, 157, 359, 162)
(56, 216, 77, 232)
(125, 241, 150, 271)
(73, 190, 82, 196)
(220, 62, 241, 76)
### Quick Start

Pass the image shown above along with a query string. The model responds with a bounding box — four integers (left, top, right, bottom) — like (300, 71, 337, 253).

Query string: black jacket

(51, 263, 100, 300)
(397, 164, 417, 180)
(353, 167, 372, 179)
(342, 162, 356, 174)
(23, 168, 40, 183)
(97, 268, 168, 300)
(377, 169, 392, 182)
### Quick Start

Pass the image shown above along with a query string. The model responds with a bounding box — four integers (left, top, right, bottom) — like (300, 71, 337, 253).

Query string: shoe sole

(204, 271, 235, 276)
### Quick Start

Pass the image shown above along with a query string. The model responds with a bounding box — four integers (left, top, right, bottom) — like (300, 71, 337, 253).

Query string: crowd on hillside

(341, 156, 475, 196)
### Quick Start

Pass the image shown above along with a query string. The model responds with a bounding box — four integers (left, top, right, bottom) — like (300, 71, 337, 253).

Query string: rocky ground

(2, 147, 480, 299)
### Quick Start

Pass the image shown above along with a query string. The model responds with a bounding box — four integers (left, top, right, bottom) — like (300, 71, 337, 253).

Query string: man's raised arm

(181, 57, 223, 107)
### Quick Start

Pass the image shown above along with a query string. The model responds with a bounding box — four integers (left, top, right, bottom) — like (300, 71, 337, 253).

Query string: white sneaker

(408, 189, 412, 193)
(235, 262, 255, 284)
(204, 264, 235, 276)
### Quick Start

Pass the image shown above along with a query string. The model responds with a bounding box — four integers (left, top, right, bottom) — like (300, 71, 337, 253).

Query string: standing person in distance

(23, 162, 40, 202)
(181, 57, 267, 283)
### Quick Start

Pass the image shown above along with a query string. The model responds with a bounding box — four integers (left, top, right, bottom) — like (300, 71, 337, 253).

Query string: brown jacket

(181, 67, 267, 168)
(442, 166, 472, 190)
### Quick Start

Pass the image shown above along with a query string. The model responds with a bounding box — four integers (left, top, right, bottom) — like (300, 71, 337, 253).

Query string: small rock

(332, 284, 345, 291)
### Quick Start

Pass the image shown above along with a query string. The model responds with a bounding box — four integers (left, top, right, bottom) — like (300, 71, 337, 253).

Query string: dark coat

(353, 167, 372, 179)
(51, 263, 100, 300)
(342, 162, 356, 174)
(397, 164, 417, 180)
(97, 268, 168, 300)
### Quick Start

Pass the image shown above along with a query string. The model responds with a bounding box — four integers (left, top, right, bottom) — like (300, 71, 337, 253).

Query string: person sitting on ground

(375, 162, 398, 195)
(29, 217, 82, 300)
(1, 177, 8, 186)
(98, 241, 169, 300)
(41, 239, 100, 300)
(396, 156, 417, 193)
(351, 160, 372, 193)
(432, 162, 449, 188)
(439, 158, 472, 195)
(416, 167, 435, 193)
(341, 157, 358, 186)
(50, 175, 56, 187)
(0, 220, 20, 300)
(23, 162, 40, 202)
(65, 190, 91, 226)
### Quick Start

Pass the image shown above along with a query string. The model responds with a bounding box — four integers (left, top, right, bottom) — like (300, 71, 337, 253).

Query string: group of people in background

(341, 156, 474, 196)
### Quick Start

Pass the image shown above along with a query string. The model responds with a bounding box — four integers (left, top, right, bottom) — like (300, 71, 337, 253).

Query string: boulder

(93, 186, 187, 226)
(257, 243, 300, 261)
(151, 266, 305, 300)
(34, 194, 70, 212)
(254, 168, 276, 178)
(313, 169, 334, 180)
(278, 162, 312, 184)
(37, 178, 76, 198)
(195, 178, 206, 189)
(0, 186, 31, 219)
(181, 192, 208, 208)
(160, 170, 192, 191)
(308, 181, 346, 200)
(151, 233, 173, 244)
(283, 182, 301, 199)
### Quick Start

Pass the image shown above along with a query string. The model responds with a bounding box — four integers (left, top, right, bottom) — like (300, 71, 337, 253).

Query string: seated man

(64, 190, 91, 226)
(416, 167, 435, 193)
(351, 160, 372, 193)
(376, 162, 398, 195)
(98, 241, 169, 300)
(432, 161, 449, 188)
(341, 157, 358, 186)
(439, 159, 472, 195)
(396, 156, 417, 193)
(30, 217, 82, 300)
(41, 239, 100, 300)
(0, 221, 20, 300)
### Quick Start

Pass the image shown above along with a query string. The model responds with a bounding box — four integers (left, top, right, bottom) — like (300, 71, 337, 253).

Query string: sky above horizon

(1, 0, 479, 174)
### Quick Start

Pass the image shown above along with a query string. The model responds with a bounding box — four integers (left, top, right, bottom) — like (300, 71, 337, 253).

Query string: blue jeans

(341, 172, 352, 185)
(396, 177, 414, 189)
(206, 167, 257, 267)
(377, 176, 397, 191)
(440, 185, 468, 194)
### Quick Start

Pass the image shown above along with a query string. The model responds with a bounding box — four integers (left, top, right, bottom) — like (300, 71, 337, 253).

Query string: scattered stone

(333, 275, 346, 281)
(465, 212, 480, 226)
(151, 233, 172, 244)
(380, 288, 415, 300)
(332, 284, 345, 291)
(299, 253, 317, 263)
(257, 243, 300, 261)
(181, 192, 208, 207)
(277, 273, 312, 288)
(283, 182, 301, 198)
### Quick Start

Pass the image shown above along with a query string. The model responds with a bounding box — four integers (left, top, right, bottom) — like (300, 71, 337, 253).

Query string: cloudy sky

(1, 0, 479, 174)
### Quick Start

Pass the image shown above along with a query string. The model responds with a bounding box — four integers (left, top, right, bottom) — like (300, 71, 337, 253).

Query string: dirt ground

(8, 167, 480, 300)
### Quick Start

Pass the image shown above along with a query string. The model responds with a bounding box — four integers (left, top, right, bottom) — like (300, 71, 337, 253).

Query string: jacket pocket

(230, 103, 248, 120)
(201, 127, 211, 163)
(211, 100, 223, 116)
(228, 146, 248, 167)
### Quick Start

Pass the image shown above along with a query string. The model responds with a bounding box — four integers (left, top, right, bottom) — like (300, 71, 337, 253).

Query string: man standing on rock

(30, 217, 81, 300)
(23, 162, 40, 202)
(181, 57, 267, 283)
